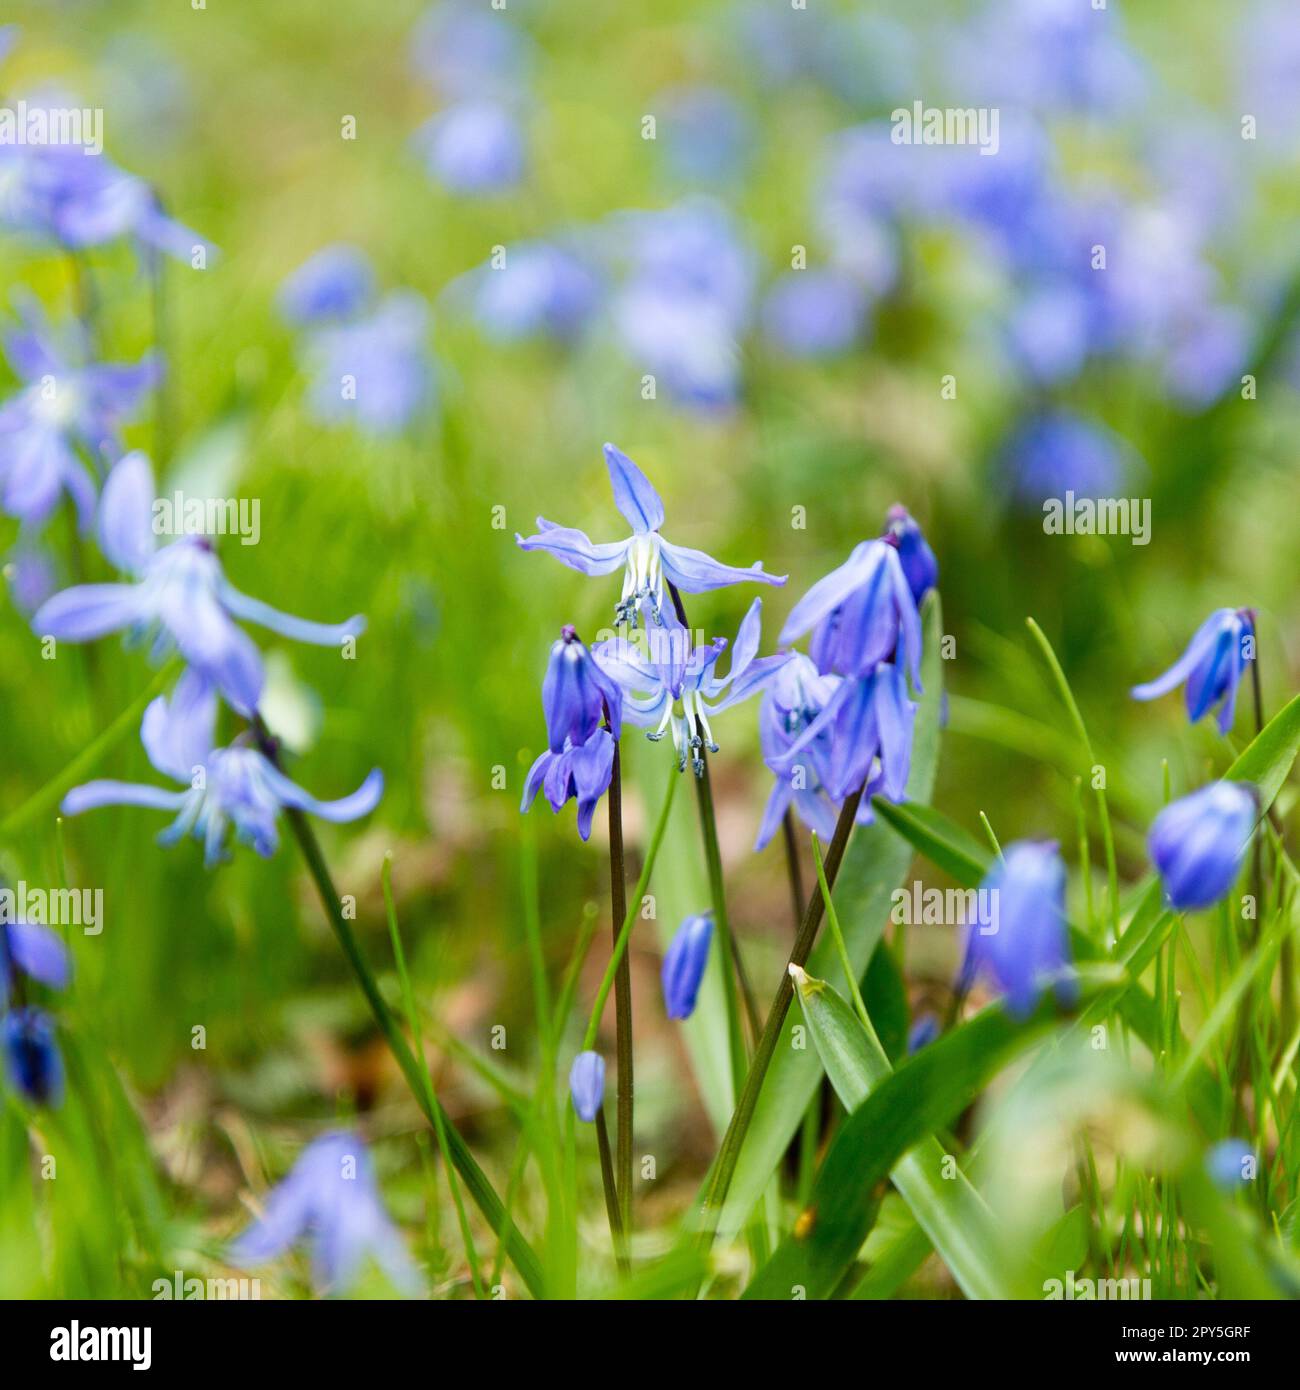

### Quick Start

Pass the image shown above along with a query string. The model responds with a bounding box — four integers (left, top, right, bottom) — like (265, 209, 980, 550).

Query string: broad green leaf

(742, 998, 1056, 1299)
(1225, 689, 1300, 811)
(785, 965, 1012, 1299)
(717, 593, 945, 1237)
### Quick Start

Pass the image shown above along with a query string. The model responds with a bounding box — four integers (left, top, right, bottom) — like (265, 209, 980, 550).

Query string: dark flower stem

(250, 720, 546, 1297)
(697, 782, 865, 1243)
(781, 806, 805, 934)
(607, 738, 634, 1236)
(595, 1106, 629, 1274)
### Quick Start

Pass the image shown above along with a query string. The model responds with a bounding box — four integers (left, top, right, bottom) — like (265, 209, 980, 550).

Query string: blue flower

(410, 3, 531, 100)
(761, 269, 869, 358)
(754, 652, 844, 850)
(1, 921, 72, 997)
(1205, 1138, 1255, 1193)
(2, 1007, 64, 1107)
(413, 100, 525, 194)
(655, 85, 753, 185)
(662, 914, 713, 1020)
(279, 244, 375, 326)
(779, 537, 922, 685)
(883, 505, 938, 607)
(907, 1013, 940, 1053)
(568, 1050, 605, 1123)
(959, 841, 1074, 1018)
(1001, 411, 1127, 508)
(517, 443, 785, 628)
(305, 291, 435, 436)
(521, 627, 621, 841)
(1149, 782, 1257, 912)
(228, 1131, 417, 1295)
(594, 598, 784, 774)
(33, 453, 364, 714)
(453, 240, 601, 344)
(0, 302, 158, 529)
(1132, 609, 1255, 735)
(61, 669, 383, 868)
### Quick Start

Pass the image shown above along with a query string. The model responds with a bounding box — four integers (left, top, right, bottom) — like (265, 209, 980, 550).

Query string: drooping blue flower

(413, 100, 525, 194)
(1132, 608, 1255, 735)
(662, 914, 713, 1020)
(1149, 782, 1256, 912)
(410, 2, 531, 100)
(1001, 411, 1127, 508)
(228, 1131, 417, 1295)
(521, 627, 621, 841)
(517, 443, 785, 628)
(304, 290, 435, 436)
(907, 1012, 940, 1054)
(0, 301, 158, 529)
(568, 1050, 605, 1123)
(2, 1007, 64, 1106)
(0, 921, 72, 997)
(1205, 1138, 1255, 1192)
(754, 652, 844, 851)
(452, 240, 601, 344)
(959, 841, 1074, 1018)
(594, 598, 784, 774)
(33, 452, 364, 713)
(278, 244, 375, 326)
(61, 669, 383, 868)
(779, 537, 922, 685)
(883, 505, 938, 607)
(761, 270, 869, 358)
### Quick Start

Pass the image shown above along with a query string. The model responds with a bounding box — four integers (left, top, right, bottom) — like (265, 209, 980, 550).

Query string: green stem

(811, 832, 878, 1044)
(697, 782, 865, 1243)
(608, 740, 633, 1235)
(595, 1106, 629, 1274)
(781, 807, 806, 934)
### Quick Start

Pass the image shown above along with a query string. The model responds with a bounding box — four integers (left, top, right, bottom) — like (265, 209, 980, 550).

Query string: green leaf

(784, 965, 1012, 1299)
(862, 943, 908, 1065)
(716, 593, 945, 1237)
(743, 999, 1056, 1300)
(1224, 689, 1300, 812)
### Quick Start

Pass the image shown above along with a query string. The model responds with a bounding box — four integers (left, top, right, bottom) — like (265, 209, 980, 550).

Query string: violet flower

(1132, 608, 1255, 735)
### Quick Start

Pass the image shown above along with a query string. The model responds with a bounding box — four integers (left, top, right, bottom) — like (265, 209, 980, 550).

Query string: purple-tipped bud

(662, 914, 714, 1019)
(569, 1050, 605, 1123)
(1149, 781, 1256, 911)
(1132, 608, 1254, 736)
(2, 1007, 64, 1106)
(884, 505, 938, 607)
(542, 626, 622, 752)
(959, 841, 1074, 1018)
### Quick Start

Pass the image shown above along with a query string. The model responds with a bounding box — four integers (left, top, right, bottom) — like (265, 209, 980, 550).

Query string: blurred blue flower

(884, 505, 938, 608)
(410, 2, 530, 100)
(1, 921, 72, 997)
(413, 100, 525, 194)
(279, 244, 375, 326)
(2, 1007, 63, 1107)
(4, 543, 57, 614)
(959, 840, 1074, 1018)
(0, 25, 16, 64)
(655, 85, 753, 185)
(1205, 1138, 1255, 1192)
(453, 240, 601, 343)
(1149, 782, 1256, 912)
(229, 1131, 417, 1295)
(1001, 411, 1127, 508)
(522, 626, 621, 840)
(754, 652, 843, 850)
(662, 914, 713, 1020)
(0, 302, 158, 529)
(517, 442, 784, 628)
(34, 453, 364, 714)
(61, 668, 383, 867)
(304, 291, 434, 436)
(907, 1012, 940, 1053)
(761, 270, 868, 358)
(594, 598, 784, 775)
(1132, 608, 1255, 735)
(568, 1050, 605, 1123)
(1163, 303, 1250, 409)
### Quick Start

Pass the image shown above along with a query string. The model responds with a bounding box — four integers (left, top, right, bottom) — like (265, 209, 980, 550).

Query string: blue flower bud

(662, 914, 714, 1019)
(884, 505, 938, 607)
(1149, 782, 1256, 911)
(1205, 1138, 1254, 1192)
(2, 1007, 64, 1106)
(569, 1050, 605, 1123)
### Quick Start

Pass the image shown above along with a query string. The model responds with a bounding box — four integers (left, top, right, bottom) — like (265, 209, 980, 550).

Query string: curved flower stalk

(1132, 607, 1255, 734)
(521, 625, 622, 840)
(1149, 781, 1257, 910)
(228, 1131, 418, 1296)
(593, 597, 784, 774)
(0, 920, 71, 1107)
(516, 442, 785, 628)
(60, 668, 382, 867)
(0, 302, 158, 528)
(32, 452, 364, 714)
(958, 840, 1076, 1018)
